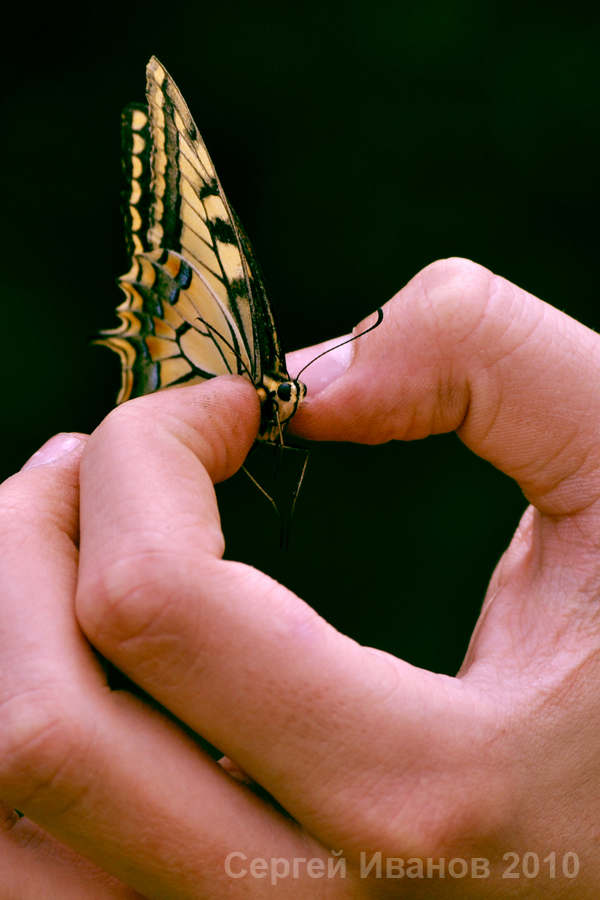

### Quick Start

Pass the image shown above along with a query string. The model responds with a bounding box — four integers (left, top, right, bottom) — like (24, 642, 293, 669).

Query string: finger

(0, 424, 340, 899)
(79, 375, 260, 569)
(76, 374, 501, 859)
(288, 257, 600, 520)
(0, 801, 144, 899)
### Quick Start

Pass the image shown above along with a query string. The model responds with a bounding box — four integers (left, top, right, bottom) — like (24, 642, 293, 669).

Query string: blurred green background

(3, 1, 599, 676)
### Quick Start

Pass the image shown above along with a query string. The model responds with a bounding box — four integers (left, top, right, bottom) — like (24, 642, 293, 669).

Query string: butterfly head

(257, 375, 307, 443)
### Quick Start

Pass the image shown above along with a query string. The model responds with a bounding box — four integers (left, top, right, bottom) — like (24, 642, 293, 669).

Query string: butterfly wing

(98, 58, 305, 440)
(99, 59, 285, 394)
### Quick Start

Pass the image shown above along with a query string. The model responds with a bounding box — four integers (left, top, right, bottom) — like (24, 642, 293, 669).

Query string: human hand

(2, 256, 599, 897)
(288, 256, 600, 894)
(0, 382, 359, 898)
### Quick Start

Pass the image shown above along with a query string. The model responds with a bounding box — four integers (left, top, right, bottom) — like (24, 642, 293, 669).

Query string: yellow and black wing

(98, 57, 305, 442)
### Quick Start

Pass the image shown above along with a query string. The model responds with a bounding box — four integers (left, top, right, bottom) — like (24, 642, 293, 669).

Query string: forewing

(146, 58, 262, 374)
(101, 57, 291, 404)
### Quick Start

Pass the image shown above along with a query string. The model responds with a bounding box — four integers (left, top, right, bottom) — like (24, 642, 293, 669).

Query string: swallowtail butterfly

(99, 57, 306, 444)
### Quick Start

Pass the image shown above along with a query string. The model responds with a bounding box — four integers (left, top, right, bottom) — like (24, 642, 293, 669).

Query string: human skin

(1, 257, 599, 897)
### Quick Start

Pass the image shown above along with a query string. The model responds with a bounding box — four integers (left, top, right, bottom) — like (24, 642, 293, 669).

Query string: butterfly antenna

(295, 308, 384, 380)
(195, 316, 252, 380)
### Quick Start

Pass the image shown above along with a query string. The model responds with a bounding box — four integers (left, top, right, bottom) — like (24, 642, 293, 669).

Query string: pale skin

(1, 257, 599, 898)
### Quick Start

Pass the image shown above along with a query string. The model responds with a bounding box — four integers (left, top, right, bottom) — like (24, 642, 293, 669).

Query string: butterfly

(98, 56, 306, 445)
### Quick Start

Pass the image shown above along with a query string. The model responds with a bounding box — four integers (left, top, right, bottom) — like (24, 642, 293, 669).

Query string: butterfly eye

(277, 383, 292, 402)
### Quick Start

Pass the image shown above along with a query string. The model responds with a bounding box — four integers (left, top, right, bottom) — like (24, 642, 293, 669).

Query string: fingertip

(287, 335, 354, 399)
(287, 308, 390, 442)
(91, 376, 261, 486)
(208, 372, 262, 424)
(21, 433, 88, 471)
(202, 375, 262, 481)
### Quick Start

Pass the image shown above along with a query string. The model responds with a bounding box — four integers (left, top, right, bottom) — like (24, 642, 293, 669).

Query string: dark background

(3, 1, 599, 676)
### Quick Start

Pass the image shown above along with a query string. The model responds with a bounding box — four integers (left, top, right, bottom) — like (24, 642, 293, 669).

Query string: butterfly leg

(242, 442, 309, 548)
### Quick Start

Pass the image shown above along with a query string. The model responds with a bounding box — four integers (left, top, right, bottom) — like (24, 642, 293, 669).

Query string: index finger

(1, 402, 341, 898)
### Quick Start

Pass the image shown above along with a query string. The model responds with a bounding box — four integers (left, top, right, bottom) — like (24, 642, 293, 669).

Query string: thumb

(288, 257, 600, 520)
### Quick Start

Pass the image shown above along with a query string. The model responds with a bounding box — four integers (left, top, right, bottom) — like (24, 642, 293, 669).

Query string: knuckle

(374, 779, 502, 866)
(414, 788, 492, 857)
(0, 689, 89, 812)
(417, 257, 498, 353)
(76, 549, 195, 658)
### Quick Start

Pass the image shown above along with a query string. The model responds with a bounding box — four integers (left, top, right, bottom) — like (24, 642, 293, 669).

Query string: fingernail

(21, 433, 85, 471)
(287, 335, 353, 398)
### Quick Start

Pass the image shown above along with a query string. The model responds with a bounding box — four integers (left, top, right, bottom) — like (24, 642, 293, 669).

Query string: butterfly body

(99, 57, 305, 444)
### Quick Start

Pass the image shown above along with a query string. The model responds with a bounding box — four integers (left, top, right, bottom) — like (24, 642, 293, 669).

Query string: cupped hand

(1, 257, 599, 898)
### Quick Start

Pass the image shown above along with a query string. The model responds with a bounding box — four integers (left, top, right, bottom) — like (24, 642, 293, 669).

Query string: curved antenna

(295, 308, 384, 381)
(195, 315, 253, 380)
